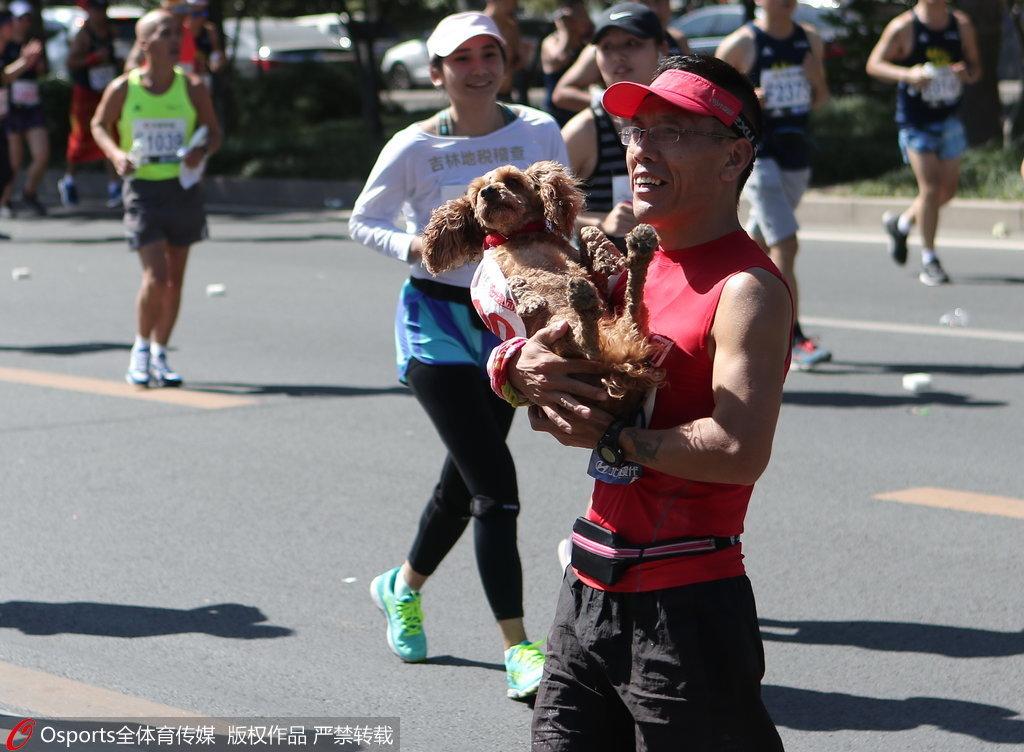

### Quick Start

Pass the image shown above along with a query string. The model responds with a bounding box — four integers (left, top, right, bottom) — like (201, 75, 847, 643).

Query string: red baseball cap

(603, 68, 757, 143)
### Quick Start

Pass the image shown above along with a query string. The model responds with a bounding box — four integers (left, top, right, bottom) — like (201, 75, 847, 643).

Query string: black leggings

(404, 357, 523, 621)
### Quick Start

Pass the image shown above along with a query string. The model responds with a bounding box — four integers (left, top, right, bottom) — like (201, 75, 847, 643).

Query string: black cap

(0, 11, 11, 26)
(593, 2, 664, 45)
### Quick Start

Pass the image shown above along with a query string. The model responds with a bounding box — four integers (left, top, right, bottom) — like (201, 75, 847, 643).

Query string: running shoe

(1, 203, 15, 219)
(791, 337, 832, 371)
(57, 176, 79, 207)
(505, 640, 545, 700)
(882, 211, 908, 266)
(21, 193, 47, 217)
(150, 351, 183, 387)
(919, 259, 950, 287)
(126, 346, 151, 387)
(369, 567, 427, 663)
(106, 181, 123, 209)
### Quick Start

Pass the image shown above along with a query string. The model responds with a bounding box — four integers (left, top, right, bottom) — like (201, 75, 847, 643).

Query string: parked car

(380, 35, 430, 90)
(227, 17, 355, 77)
(671, 1, 846, 58)
(43, 4, 143, 80)
(293, 12, 353, 51)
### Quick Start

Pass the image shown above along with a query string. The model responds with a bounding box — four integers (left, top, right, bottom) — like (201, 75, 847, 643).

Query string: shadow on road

(760, 618, 1024, 658)
(782, 390, 1006, 408)
(0, 601, 292, 639)
(954, 274, 1024, 286)
(764, 685, 1024, 743)
(427, 655, 505, 672)
(188, 382, 409, 398)
(0, 342, 130, 356)
(821, 360, 1024, 378)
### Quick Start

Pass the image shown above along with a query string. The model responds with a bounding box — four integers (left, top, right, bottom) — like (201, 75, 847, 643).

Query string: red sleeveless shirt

(577, 230, 792, 593)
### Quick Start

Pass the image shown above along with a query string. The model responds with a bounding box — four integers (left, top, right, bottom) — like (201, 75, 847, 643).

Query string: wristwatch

(596, 420, 627, 467)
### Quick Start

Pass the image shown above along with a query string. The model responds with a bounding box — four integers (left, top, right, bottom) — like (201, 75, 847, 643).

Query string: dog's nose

(480, 185, 499, 200)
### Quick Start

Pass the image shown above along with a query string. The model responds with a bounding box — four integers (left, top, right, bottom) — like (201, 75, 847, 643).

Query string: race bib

(131, 118, 187, 163)
(922, 65, 962, 107)
(11, 80, 39, 107)
(761, 65, 812, 114)
(0, 89, 8, 118)
(611, 174, 631, 206)
(88, 64, 116, 91)
(470, 251, 528, 341)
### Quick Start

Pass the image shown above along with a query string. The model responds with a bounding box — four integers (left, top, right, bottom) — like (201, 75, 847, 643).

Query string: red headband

(603, 69, 756, 143)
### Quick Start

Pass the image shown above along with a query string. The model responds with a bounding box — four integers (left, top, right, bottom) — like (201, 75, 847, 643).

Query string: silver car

(380, 35, 430, 90)
(227, 17, 355, 78)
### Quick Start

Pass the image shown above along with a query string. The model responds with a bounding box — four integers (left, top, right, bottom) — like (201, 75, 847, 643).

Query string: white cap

(426, 12, 506, 59)
(9, 1, 33, 18)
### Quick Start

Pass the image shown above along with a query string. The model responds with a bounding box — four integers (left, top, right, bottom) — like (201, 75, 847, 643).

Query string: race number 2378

(132, 119, 187, 162)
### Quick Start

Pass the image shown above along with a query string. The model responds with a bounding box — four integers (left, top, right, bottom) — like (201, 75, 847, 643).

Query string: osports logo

(5, 718, 35, 751)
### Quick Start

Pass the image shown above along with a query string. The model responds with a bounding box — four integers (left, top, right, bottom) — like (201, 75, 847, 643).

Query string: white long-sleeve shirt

(348, 105, 570, 288)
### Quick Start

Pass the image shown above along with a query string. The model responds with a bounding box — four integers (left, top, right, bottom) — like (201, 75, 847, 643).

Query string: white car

(380, 36, 430, 90)
(293, 12, 353, 51)
(227, 17, 355, 78)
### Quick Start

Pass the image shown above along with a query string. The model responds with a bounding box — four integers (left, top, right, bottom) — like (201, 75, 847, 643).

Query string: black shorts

(532, 570, 784, 752)
(123, 177, 208, 250)
(5, 106, 46, 134)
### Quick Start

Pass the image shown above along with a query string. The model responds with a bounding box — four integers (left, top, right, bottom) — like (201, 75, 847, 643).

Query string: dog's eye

(503, 176, 520, 188)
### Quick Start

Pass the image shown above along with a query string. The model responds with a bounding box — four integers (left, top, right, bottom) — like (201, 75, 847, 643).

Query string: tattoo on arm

(630, 432, 663, 463)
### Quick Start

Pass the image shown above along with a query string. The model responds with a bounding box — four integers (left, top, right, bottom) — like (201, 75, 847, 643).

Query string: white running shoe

(150, 351, 183, 387)
(126, 346, 151, 387)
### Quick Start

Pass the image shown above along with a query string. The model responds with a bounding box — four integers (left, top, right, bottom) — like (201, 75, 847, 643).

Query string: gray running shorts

(123, 177, 208, 250)
(743, 157, 810, 248)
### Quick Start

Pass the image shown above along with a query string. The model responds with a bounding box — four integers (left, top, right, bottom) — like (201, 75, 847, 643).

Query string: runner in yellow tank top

(90, 8, 221, 388)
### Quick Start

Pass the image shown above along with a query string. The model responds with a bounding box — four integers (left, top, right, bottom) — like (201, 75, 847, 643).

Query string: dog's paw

(625, 224, 659, 261)
(568, 277, 601, 313)
(509, 276, 548, 317)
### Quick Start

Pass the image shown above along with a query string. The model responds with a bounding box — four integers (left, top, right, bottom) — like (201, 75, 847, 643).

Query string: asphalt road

(1, 208, 1022, 751)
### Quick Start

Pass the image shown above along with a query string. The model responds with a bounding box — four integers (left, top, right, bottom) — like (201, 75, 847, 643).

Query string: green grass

(828, 145, 1024, 200)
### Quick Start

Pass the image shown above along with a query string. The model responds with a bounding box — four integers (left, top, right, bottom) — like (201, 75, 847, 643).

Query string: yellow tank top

(119, 67, 196, 181)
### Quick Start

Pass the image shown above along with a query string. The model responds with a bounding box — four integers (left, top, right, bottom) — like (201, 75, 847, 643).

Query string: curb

(30, 169, 1022, 233)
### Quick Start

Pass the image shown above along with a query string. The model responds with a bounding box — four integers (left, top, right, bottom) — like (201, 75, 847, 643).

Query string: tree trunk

(957, 0, 1006, 146)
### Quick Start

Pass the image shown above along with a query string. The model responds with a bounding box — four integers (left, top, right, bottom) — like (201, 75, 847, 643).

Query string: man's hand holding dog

(508, 320, 615, 443)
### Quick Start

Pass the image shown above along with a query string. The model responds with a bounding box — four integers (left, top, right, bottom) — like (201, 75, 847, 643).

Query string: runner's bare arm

(715, 27, 755, 76)
(185, 75, 222, 165)
(866, 13, 917, 85)
(552, 45, 601, 113)
(615, 269, 791, 484)
(952, 11, 982, 85)
(90, 76, 131, 175)
(67, 26, 103, 71)
(804, 26, 830, 110)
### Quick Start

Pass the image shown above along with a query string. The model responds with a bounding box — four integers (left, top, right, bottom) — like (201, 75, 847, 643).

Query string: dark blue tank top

(581, 103, 627, 214)
(895, 12, 963, 126)
(543, 62, 578, 128)
(747, 22, 813, 169)
(71, 26, 117, 92)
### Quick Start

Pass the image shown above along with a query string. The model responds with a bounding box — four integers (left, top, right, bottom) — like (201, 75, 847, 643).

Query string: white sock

(394, 569, 416, 597)
(921, 248, 937, 265)
(151, 343, 166, 358)
(133, 335, 150, 351)
(897, 213, 913, 235)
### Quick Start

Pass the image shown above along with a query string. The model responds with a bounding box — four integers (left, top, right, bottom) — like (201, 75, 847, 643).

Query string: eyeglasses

(618, 125, 737, 148)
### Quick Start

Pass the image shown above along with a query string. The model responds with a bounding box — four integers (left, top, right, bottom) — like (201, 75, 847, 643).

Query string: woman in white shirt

(349, 11, 569, 701)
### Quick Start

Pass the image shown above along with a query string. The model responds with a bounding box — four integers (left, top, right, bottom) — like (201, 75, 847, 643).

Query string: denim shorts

(898, 116, 967, 163)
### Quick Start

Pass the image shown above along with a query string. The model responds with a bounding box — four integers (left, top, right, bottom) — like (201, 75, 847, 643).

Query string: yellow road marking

(0, 659, 195, 718)
(0, 367, 255, 410)
(875, 487, 1024, 520)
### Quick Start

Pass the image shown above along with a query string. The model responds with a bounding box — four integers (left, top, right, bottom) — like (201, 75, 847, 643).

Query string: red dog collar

(483, 220, 549, 250)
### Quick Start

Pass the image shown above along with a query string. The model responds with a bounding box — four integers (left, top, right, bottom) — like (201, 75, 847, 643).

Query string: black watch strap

(596, 420, 627, 467)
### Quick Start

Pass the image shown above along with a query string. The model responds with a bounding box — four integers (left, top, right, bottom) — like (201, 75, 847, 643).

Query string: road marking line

(875, 487, 1024, 520)
(0, 659, 195, 718)
(799, 228, 1024, 252)
(801, 316, 1024, 344)
(0, 367, 256, 410)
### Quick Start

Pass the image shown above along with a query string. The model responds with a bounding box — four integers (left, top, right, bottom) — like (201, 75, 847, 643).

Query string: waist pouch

(570, 517, 740, 586)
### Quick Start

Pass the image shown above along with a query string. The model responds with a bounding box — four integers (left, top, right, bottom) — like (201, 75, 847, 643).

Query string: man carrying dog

(493, 55, 791, 750)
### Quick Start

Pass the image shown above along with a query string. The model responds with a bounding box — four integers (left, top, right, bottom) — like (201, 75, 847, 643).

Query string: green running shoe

(369, 567, 427, 663)
(504, 640, 545, 700)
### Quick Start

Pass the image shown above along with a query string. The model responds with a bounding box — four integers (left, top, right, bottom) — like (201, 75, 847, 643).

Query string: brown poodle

(421, 160, 663, 410)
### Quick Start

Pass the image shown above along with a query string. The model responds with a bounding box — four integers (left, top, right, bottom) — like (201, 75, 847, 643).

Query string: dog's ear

(421, 194, 485, 275)
(526, 160, 584, 238)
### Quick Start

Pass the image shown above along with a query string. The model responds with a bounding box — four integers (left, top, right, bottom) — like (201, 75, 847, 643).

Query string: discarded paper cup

(11, 267, 31, 280)
(902, 373, 932, 394)
(206, 283, 226, 297)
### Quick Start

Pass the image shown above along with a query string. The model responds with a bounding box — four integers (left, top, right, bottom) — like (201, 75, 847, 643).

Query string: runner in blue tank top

(867, 0, 980, 286)
(717, 0, 831, 370)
